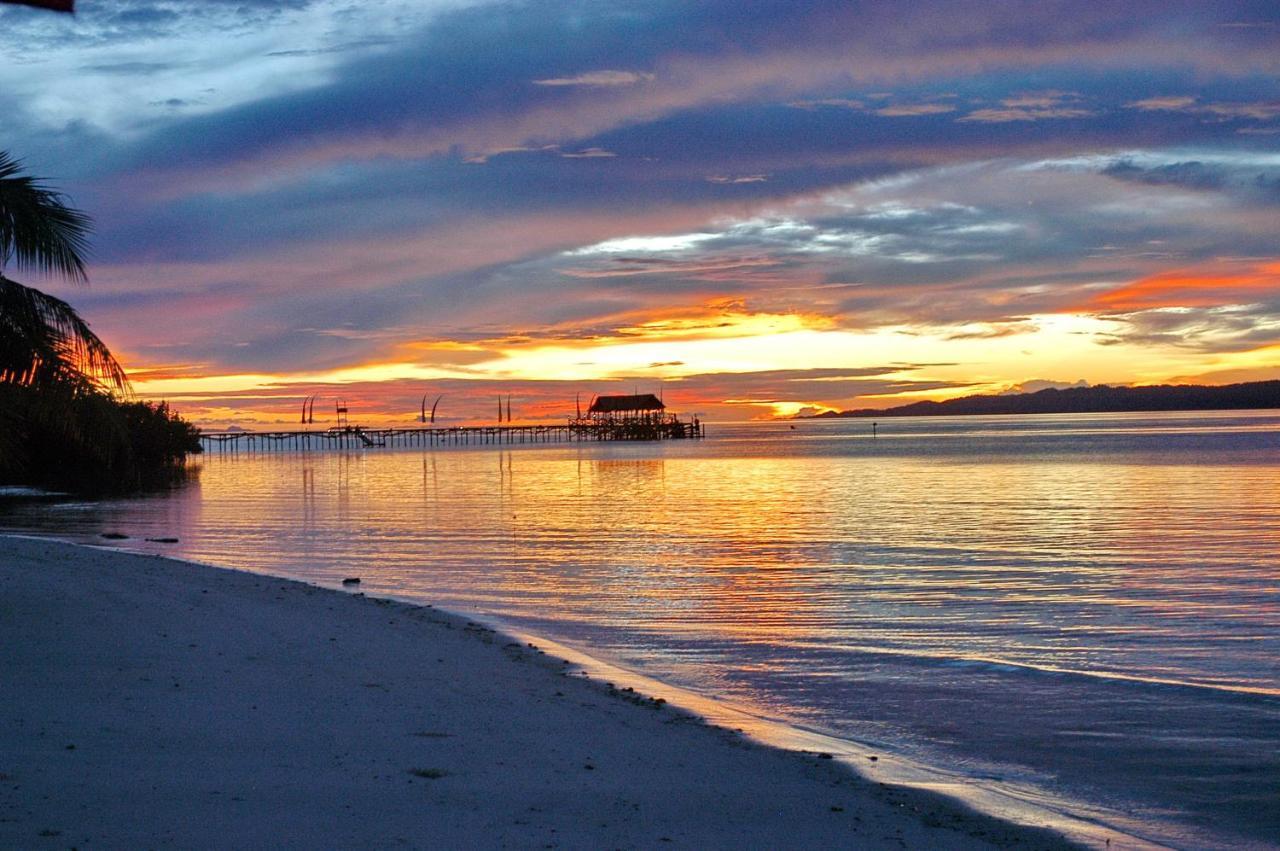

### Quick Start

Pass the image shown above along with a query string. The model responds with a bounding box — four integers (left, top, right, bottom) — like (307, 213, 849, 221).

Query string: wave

(771, 638, 1280, 698)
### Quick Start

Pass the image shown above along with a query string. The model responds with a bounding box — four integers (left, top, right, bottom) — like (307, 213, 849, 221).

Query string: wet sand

(0, 536, 1076, 849)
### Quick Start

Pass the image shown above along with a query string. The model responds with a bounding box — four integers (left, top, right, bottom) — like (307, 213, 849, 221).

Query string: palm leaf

(0, 151, 91, 282)
(0, 274, 128, 392)
(0, 151, 126, 394)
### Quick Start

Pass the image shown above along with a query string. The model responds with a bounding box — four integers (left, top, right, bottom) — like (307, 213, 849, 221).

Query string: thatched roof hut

(588, 394, 665, 414)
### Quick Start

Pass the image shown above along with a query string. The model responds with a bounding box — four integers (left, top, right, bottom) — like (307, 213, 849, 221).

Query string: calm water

(3, 412, 1278, 848)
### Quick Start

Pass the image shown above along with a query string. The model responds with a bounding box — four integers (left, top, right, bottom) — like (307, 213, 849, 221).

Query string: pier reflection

(3, 414, 1279, 849)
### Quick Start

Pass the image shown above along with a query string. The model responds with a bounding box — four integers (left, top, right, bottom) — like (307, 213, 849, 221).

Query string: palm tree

(0, 150, 126, 392)
(0, 152, 200, 492)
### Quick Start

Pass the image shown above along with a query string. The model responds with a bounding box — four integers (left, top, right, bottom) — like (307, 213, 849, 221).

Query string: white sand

(0, 536, 1075, 849)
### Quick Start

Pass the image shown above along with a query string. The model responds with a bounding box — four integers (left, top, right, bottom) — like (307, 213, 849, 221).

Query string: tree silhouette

(0, 153, 198, 493)
(0, 150, 127, 392)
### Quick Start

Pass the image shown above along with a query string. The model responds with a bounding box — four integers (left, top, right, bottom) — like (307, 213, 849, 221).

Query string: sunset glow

(3, 1, 1277, 426)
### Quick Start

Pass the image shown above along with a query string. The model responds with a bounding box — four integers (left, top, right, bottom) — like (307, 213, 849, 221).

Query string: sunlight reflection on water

(4, 411, 1278, 848)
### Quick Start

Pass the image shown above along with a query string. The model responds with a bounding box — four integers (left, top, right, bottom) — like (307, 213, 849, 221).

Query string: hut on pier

(572, 392, 696, 438)
(585, 393, 668, 426)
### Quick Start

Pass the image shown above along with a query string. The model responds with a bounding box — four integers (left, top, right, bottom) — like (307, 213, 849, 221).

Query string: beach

(0, 536, 1075, 849)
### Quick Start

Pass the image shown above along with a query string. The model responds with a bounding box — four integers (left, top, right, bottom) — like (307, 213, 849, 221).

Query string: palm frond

(0, 151, 92, 283)
(0, 275, 129, 393)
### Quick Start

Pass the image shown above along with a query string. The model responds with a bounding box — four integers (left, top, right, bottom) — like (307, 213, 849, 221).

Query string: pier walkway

(198, 420, 703, 453)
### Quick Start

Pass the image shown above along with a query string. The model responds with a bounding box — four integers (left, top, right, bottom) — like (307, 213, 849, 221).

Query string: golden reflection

(172, 418, 1279, 694)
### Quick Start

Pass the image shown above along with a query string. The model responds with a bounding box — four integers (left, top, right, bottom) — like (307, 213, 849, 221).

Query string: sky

(2, 0, 1279, 426)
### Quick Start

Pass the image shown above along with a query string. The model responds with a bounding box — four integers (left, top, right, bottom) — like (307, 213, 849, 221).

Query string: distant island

(805, 380, 1280, 419)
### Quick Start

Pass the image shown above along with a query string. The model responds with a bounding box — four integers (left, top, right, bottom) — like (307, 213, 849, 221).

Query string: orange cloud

(1168, 359, 1280, 386)
(1081, 261, 1280, 312)
(608, 300, 834, 342)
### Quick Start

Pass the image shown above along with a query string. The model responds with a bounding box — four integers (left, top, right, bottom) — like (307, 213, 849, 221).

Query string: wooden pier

(199, 393, 703, 453)
(198, 420, 703, 453)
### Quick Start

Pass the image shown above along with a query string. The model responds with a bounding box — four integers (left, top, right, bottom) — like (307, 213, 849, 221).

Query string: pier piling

(198, 420, 703, 454)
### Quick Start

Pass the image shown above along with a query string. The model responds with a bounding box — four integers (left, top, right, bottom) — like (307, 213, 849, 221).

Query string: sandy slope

(0, 536, 1074, 849)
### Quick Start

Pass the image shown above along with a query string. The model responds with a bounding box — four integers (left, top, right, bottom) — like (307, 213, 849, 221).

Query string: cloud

(787, 98, 956, 117)
(134, 363, 970, 427)
(1076, 259, 1280, 353)
(1000, 91, 1081, 109)
(787, 98, 866, 111)
(1194, 102, 1280, 120)
(944, 321, 1039, 340)
(1098, 153, 1280, 201)
(1093, 303, 1280, 353)
(534, 70, 655, 87)
(1102, 159, 1227, 190)
(543, 151, 1280, 338)
(560, 147, 617, 158)
(1167, 360, 1280, 385)
(666, 366, 969, 409)
(960, 91, 1093, 122)
(1081, 261, 1280, 312)
(60, 146, 1280, 389)
(81, 60, 179, 75)
(8, 0, 1280, 417)
(959, 106, 1094, 122)
(15, 0, 1274, 194)
(1128, 95, 1200, 111)
(558, 255, 781, 280)
(705, 174, 768, 184)
(874, 103, 957, 117)
(1126, 95, 1280, 121)
(1000, 378, 1090, 394)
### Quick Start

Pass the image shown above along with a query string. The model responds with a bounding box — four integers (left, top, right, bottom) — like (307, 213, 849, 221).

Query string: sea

(2, 411, 1277, 849)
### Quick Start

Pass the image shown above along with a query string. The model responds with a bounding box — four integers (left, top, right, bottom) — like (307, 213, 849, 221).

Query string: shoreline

(1, 535, 1094, 849)
(73, 534, 1171, 848)
(474, 621, 1162, 851)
